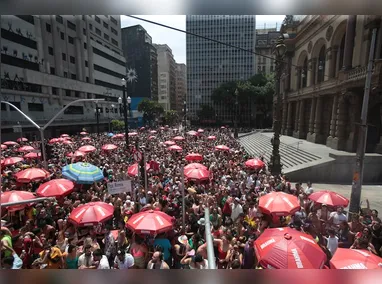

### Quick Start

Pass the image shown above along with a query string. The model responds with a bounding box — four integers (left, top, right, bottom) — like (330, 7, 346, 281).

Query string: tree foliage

(197, 104, 216, 120)
(111, 119, 124, 131)
(163, 110, 179, 126)
(137, 99, 164, 124)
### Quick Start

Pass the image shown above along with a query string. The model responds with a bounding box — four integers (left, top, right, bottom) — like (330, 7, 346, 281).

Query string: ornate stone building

(279, 15, 382, 153)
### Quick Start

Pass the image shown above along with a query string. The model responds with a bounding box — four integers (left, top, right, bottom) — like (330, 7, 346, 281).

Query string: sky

(120, 15, 286, 65)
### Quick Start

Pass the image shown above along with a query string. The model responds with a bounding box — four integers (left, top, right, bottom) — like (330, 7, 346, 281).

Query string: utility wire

(126, 15, 334, 79)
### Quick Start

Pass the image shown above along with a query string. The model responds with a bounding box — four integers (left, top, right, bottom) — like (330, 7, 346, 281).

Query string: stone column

(293, 101, 300, 136)
(310, 58, 317, 86)
(326, 95, 339, 146)
(281, 101, 288, 134)
(331, 95, 348, 150)
(330, 46, 339, 78)
(342, 15, 357, 70)
(345, 93, 361, 152)
(294, 99, 306, 139)
(50, 16, 63, 77)
(308, 96, 324, 143)
(286, 101, 293, 136)
(306, 97, 317, 139)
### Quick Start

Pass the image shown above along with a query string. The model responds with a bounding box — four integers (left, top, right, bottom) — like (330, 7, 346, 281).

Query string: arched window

(338, 34, 345, 72)
(302, 58, 308, 88)
(317, 46, 326, 83)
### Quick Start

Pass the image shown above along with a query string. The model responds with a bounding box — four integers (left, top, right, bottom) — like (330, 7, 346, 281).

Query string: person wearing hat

(113, 249, 134, 269)
(173, 235, 189, 269)
(39, 243, 64, 269)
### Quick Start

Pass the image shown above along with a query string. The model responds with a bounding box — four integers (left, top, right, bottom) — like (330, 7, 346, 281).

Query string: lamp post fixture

(269, 35, 287, 176)
(94, 104, 100, 135)
(127, 96, 132, 127)
(121, 78, 129, 150)
(234, 88, 239, 138)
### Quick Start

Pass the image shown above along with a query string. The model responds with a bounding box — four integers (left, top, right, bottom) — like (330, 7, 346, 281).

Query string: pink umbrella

(207, 136, 216, 140)
(17, 137, 28, 142)
(112, 134, 124, 139)
(18, 146, 35, 152)
(197, 129, 204, 133)
(24, 152, 42, 159)
(61, 134, 70, 138)
(1, 144, 8, 150)
(15, 167, 50, 183)
(187, 130, 198, 136)
(127, 163, 150, 177)
(148, 136, 156, 140)
(173, 136, 185, 141)
(128, 132, 138, 136)
(101, 144, 118, 151)
(63, 140, 73, 145)
(3, 157, 24, 166)
(185, 153, 203, 162)
(168, 145, 182, 152)
(3, 141, 19, 146)
(1, 191, 36, 212)
(184, 163, 208, 171)
(81, 137, 91, 141)
(215, 145, 230, 151)
(78, 145, 96, 153)
(164, 140, 176, 146)
(150, 130, 157, 134)
(36, 179, 75, 198)
(80, 131, 88, 135)
(67, 151, 86, 158)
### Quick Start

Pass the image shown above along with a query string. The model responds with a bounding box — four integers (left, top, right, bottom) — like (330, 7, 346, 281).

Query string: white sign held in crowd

(107, 180, 132, 195)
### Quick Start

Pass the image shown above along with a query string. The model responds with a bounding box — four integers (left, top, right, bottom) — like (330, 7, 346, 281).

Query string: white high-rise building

(186, 15, 257, 122)
(1, 15, 126, 140)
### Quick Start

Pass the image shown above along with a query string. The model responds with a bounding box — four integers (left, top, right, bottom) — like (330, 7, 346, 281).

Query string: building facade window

(95, 28, 101, 36)
(70, 56, 75, 64)
(62, 53, 66, 61)
(64, 72, 68, 77)
(111, 27, 118, 36)
(28, 103, 44, 112)
(65, 90, 71, 96)
(103, 21, 109, 29)
(85, 60, 88, 67)
(104, 33, 109, 41)
(67, 21, 76, 31)
(50, 67, 55, 74)
(95, 16, 101, 23)
(84, 42, 87, 49)
(68, 36, 74, 44)
(111, 38, 118, 46)
(52, 87, 58, 95)
(60, 32, 64, 40)
(46, 23, 51, 33)
(71, 73, 76, 79)
(48, 46, 54, 55)
(55, 15, 63, 24)
(110, 16, 118, 25)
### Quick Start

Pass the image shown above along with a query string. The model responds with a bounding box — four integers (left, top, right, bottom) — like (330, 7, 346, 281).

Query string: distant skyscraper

(175, 63, 187, 114)
(154, 44, 176, 111)
(186, 15, 257, 121)
(121, 25, 158, 108)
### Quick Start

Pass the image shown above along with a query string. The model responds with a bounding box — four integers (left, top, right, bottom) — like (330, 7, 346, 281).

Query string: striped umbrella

(62, 162, 104, 184)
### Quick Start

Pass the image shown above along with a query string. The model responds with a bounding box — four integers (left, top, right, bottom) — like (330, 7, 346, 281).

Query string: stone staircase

(239, 132, 322, 170)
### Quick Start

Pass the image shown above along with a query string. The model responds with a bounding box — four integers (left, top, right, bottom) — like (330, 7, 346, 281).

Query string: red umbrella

(173, 136, 185, 141)
(184, 163, 208, 171)
(49, 138, 60, 144)
(1, 190, 36, 212)
(68, 202, 114, 226)
(254, 227, 326, 269)
(308, 190, 349, 207)
(127, 163, 150, 177)
(24, 152, 42, 159)
(126, 210, 173, 235)
(185, 153, 203, 162)
(67, 151, 86, 158)
(3, 141, 19, 146)
(112, 134, 124, 139)
(17, 137, 28, 142)
(18, 146, 35, 152)
(207, 136, 216, 140)
(128, 132, 138, 136)
(197, 128, 204, 133)
(78, 145, 96, 153)
(63, 140, 73, 145)
(258, 192, 300, 216)
(1, 144, 8, 150)
(164, 140, 176, 146)
(101, 144, 118, 151)
(187, 130, 198, 136)
(81, 136, 91, 141)
(3, 157, 24, 166)
(330, 248, 382, 269)
(184, 167, 210, 181)
(61, 134, 70, 138)
(80, 131, 88, 135)
(245, 158, 265, 170)
(14, 167, 50, 183)
(168, 145, 182, 152)
(150, 130, 157, 134)
(215, 145, 230, 151)
(148, 136, 156, 140)
(36, 179, 75, 198)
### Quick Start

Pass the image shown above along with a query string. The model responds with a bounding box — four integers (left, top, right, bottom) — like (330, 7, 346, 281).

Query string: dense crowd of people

(1, 126, 382, 269)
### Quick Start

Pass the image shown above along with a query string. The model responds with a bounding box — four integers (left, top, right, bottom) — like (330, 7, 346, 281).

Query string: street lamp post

(183, 100, 187, 130)
(127, 96, 132, 127)
(121, 78, 129, 150)
(234, 88, 239, 138)
(269, 35, 287, 176)
(94, 104, 100, 135)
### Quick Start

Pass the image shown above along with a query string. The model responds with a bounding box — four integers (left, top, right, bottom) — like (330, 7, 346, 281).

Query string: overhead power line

(126, 15, 331, 79)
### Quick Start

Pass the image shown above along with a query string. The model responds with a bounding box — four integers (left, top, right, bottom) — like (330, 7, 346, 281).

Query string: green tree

(137, 99, 164, 125)
(197, 104, 216, 121)
(163, 110, 179, 126)
(111, 119, 125, 131)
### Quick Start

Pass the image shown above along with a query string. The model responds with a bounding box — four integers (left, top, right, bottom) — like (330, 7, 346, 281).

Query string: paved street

(303, 183, 382, 213)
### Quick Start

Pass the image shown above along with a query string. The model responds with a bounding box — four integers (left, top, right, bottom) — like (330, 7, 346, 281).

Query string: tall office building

(154, 44, 176, 111)
(1, 15, 126, 140)
(186, 15, 257, 122)
(175, 63, 187, 114)
(121, 25, 158, 109)
(255, 28, 280, 75)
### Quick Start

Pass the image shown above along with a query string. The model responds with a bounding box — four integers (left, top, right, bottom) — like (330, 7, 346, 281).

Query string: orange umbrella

(14, 167, 50, 183)
(78, 145, 96, 153)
